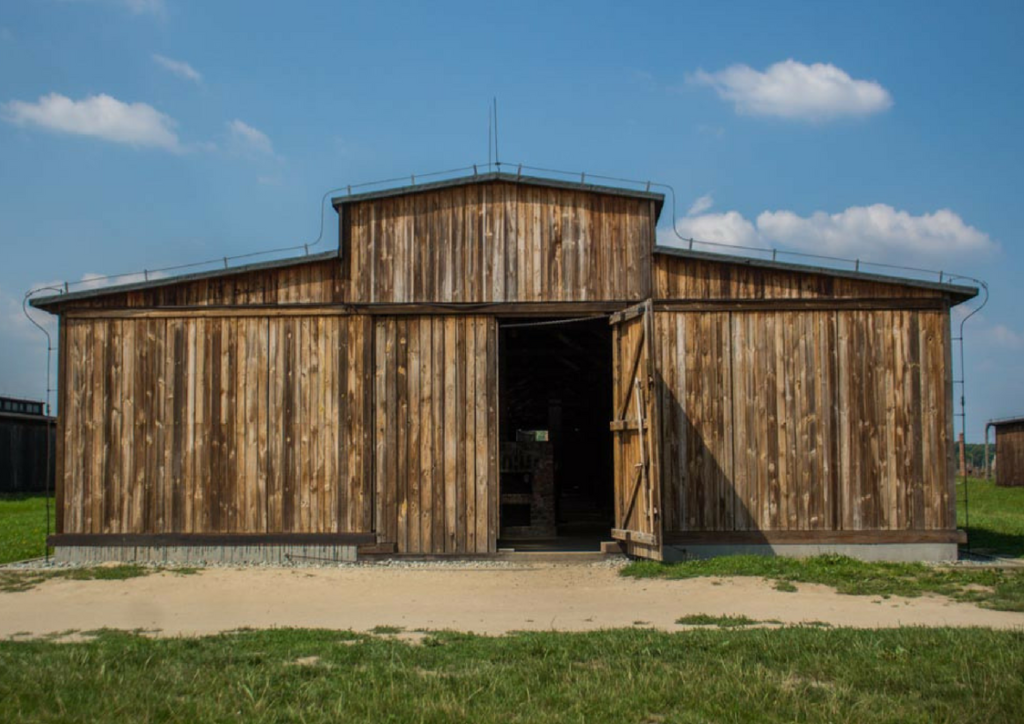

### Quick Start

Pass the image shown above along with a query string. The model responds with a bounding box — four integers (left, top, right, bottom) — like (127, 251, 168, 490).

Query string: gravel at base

(1, 556, 630, 572)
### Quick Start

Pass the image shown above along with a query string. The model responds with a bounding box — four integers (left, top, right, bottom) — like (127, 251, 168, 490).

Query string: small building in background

(991, 417, 1024, 487)
(0, 396, 56, 494)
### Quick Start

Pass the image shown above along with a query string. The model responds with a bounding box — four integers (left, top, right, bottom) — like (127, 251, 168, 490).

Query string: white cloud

(661, 203, 994, 264)
(660, 211, 760, 248)
(227, 119, 274, 155)
(690, 59, 892, 121)
(981, 324, 1024, 350)
(153, 54, 202, 83)
(2, 93, 180, 150)
(687, 193, 714, 217)
(757, 204, 994, 259)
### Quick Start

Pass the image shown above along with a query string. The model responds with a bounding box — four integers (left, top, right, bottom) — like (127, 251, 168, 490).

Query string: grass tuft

(623, 554, 1024, 612)
(369, 625, 405, 635)
(0, 565, 177, 593)
(675, 614, 763, 627)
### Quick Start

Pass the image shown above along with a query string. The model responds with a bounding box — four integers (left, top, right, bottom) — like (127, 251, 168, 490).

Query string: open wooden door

(609, 300, 662, 560)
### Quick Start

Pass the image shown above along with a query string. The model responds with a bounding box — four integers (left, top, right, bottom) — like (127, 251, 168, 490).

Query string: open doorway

(497, 317, 614, 551)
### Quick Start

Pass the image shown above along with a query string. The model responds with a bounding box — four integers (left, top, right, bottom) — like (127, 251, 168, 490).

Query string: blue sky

(0, 0, 1021, 440)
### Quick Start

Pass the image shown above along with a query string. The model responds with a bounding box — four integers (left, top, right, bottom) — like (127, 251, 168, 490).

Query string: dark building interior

(498, 317, 614, 549)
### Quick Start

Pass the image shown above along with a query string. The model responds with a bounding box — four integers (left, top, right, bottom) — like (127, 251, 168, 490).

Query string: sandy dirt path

(2, 564, 1022, 638)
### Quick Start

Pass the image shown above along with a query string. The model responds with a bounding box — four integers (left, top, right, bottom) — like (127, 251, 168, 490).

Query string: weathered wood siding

(657, 308, 956, 533)
(341, 182, 656, 303)
(67, 259, 342, 309)
(996, 423, 1024, 487)
(59, 315, 373, 534)
(654, 255, 945, 300)
(373, 316, 498, 553)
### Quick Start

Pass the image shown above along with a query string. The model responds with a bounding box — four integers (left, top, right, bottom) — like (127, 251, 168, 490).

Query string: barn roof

(329, 171, 666, 217)
(990, 416, 1024, 429)
(29, 251, 338, 311)
(29, 172, 979, 310)
(653, 246, 979, 304)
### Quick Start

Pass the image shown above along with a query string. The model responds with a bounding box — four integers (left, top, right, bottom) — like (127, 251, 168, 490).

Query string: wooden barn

(31, 172, 978, 563)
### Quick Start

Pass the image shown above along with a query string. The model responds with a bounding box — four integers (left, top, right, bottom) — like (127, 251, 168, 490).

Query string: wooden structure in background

(33, 171, 978, 559)
(0, 396, 55, 494)
(993, 418, 1024, 487)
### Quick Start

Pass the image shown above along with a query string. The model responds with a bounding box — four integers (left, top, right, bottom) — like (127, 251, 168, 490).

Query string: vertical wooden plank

(151, 319, 166, 533)
(443, 316, 458, 551)
(374, 318, 388, 543)
(419, 318, 434, 552)
(359, 316, 375, 533)
(464, 318, 477, 552)
(407, 318, 422, 552)
(104, 320, 122, 533)
(193, 318, 208, 533)
(170, 320, 186, 533)
(486, 315, 498, 552)
(454, 318, 468, 551)
(942, 307, 956, 530)
(396, 318, 409, 550)
(474, 317, 489, 552)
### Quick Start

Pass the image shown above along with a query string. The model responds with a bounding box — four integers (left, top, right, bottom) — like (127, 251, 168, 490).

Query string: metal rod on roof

(493, 97, 500, 168)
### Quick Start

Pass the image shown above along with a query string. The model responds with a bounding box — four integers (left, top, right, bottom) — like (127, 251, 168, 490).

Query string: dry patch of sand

(1, 564, 1021, 638)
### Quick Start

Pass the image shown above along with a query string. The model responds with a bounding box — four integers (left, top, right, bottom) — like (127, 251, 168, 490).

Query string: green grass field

(0, 628, 1021, 723)
(0, 495, 52, 564)
(958, 477, 1024, 558)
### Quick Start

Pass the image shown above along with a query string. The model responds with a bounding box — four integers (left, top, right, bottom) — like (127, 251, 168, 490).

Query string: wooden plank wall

(65, 259, 342, 309)
(342, 182, 655, 304)
(996, 423, 1024, 487)
(657, 308, 956, 533)
(59, 315, 372, 534)
(373, 315, 498, 553)
(654, 255, 943, 300)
